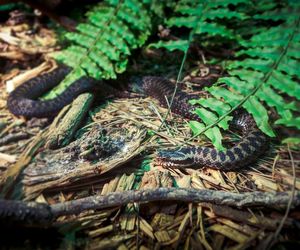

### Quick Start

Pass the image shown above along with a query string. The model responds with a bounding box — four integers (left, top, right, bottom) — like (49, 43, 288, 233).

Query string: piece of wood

(45, 93, 94, 149)
(1, 188, 299, 227)
(50, 188, 300, 216)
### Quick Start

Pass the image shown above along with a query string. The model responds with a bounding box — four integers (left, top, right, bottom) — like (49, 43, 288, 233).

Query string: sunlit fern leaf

(148, 0, 248, 53)
(217, 7, 299, 135)
(189, 98, 233, 149)
(189, 120, 226, 151)
(152, 0, 250, 149)
(253, 3, 297, 21)
(49, 0, 152, 97)
(149, 40, 189, 52)
(150, 0, 300, 147)
(276, 117, 300, 130)
(216, 1, 300, 133)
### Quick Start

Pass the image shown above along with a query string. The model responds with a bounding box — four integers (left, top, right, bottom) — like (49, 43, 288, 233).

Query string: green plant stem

(158, 2, 207, 131)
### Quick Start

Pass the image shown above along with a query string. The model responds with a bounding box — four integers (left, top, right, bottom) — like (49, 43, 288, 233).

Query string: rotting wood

(0, 130, 46, 198)
(0, 93, 93, 197)
(46, 93, 94, 149)
(22, 126, 147, 199)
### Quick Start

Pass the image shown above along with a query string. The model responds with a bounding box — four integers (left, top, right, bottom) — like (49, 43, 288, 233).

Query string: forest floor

(0, 7, 300, 250)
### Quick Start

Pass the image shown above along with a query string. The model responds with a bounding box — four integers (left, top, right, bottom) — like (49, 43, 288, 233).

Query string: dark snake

(7, 66, 96, 118)
(7, 65, 268, 170)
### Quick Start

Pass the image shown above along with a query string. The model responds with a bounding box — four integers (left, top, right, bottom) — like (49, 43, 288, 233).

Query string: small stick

(0, 132, 29, 146)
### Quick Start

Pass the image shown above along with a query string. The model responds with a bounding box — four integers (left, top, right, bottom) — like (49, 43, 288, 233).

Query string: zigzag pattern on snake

(7, 66, 268, 170)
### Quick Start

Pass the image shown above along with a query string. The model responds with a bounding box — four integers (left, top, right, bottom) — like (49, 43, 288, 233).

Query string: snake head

(156, 148, 195, 168)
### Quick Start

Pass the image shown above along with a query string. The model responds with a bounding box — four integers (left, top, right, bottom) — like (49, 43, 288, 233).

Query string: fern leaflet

(148, 0, 300, 149)
(211, 0, 300, 134)
(149, 0, 248, 52)
(48, 0, 152, 98)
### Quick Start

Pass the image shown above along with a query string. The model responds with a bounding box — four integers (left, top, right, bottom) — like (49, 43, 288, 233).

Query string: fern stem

(158, 2, 207, 131)
(187, 15, 300, 141)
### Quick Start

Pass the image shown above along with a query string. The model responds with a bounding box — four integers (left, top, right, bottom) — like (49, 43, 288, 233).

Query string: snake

(7, 65, 97, 118)
(7, 65, 268, 170)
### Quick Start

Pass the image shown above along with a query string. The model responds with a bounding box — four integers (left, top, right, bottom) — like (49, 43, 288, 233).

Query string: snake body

(7, 67, 268, 170)
(138, 77, 268, 170)
(7, 66, 97, 118)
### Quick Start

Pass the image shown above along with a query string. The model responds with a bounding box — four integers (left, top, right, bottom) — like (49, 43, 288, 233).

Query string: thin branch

(1, 188, 300, 226)
(51, 188, 300, 217)
(268, 144, 297, 249)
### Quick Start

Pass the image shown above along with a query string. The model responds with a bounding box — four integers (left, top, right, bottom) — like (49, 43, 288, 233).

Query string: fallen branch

(52, 188, 300, 216)
(1, 188, 299, 226)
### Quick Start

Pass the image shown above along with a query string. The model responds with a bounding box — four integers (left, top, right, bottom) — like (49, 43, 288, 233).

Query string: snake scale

(7, 65, 268, 170)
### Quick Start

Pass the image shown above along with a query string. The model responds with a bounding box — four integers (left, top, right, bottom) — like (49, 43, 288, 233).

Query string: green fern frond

(49, 0, 152, 97)
(148, 0, 300, 148)
(194, 0, 300, 144)
(148, 0, 249, 52)
(148, 0, 251, 149)
(149, 40, 189, 52)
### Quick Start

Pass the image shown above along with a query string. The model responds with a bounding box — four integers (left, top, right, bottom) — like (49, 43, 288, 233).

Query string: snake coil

(7, 66, 268, 170)
(138, 76, 268, 170)
(7, 66, 96, 118)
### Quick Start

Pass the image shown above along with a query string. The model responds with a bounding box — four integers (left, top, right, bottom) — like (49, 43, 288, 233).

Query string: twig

(268, 144, 297, 249)
(0, 132, 29, 146)
(1, 188, 300, 226)
(51, 188, 300, 217)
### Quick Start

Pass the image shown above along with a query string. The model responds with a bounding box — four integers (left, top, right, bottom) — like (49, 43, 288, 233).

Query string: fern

(48, 0, 152, 97)
(149, 0, 248, 52)
(44, 0, 300, 149)
(204, 0, 300, 138)
(148, 0, 300, 149)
